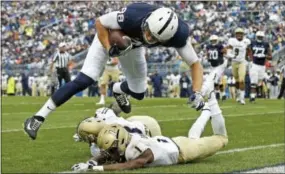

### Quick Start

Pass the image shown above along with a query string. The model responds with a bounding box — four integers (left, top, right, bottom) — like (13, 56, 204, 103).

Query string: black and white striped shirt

(53, 51, 72, 68)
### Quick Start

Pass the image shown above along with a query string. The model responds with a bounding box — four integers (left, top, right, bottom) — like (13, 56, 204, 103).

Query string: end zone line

(1, 111, 283, 133)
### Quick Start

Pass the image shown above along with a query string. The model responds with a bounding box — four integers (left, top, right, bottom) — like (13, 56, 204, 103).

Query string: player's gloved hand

(109, 36, 133, 57)
(86, 160, 98, 168)
(71, 163, 89, 172)
(189, 91, 205, 111)
(73, 133, 82, 142)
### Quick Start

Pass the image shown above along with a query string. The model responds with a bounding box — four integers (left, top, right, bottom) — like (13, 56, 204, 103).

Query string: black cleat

(222, 95, 226, 101)
(24, 116, 43, 140)
(249, 97, 256, 103)
(113, 92, 131, 113)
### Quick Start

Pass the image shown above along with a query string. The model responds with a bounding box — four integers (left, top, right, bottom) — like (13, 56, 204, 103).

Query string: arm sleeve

(175, 38, 199, 65)
(99, 11, 122, 29)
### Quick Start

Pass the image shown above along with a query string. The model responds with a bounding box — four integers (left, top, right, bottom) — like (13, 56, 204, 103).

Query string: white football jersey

(125, 135, 179, 166)
(228, 37, 251, 62)
(95, 108, 146, 135)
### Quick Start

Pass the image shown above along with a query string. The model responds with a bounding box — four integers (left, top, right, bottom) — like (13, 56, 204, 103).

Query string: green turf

(1, 97, 285, 173)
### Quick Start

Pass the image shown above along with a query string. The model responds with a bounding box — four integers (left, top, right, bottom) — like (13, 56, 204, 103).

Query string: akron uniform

(249, 41, 270, 84)
(206, 44, 227, 84)
(125, 135, 179, 166)
(100, 58, 120, 86)
(228, 37, 251, 82)
(75, 107, 162, 142)
(81, 3, 198, 94)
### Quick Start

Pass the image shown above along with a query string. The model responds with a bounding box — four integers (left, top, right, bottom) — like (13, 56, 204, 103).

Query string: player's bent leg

(113, 48, 147, 113)
(24, 34, 107, 140)
(126, 116, 162, 137)
(172, 135, 228, 163)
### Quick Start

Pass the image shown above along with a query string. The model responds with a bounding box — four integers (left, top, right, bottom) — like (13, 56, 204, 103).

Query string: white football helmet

(256, 31, 265, 42)
(209, 35, 219, 45)
(143, 7, 178, 44)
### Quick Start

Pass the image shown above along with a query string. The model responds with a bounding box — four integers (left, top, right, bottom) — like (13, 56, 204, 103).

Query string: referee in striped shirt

(50, 42, 72, 87)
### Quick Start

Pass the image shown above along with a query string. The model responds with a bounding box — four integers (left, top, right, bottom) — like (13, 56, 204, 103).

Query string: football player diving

(24, 2, 204, 140)
(71, 92, 228, 172)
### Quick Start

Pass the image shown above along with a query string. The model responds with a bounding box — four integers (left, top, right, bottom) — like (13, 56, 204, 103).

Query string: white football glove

(90, 143, 101, 158)
(71, 163, 89, 172)
(73, 133, 82, 142)
(86, 160, 98, 167)
(189, 91, 205, 111)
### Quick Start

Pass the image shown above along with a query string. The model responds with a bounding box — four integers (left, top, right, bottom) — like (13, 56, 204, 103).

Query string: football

(109, 30, 131, 50)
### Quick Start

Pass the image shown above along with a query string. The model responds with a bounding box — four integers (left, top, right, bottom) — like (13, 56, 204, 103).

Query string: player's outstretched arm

(93, 149, 154, 171)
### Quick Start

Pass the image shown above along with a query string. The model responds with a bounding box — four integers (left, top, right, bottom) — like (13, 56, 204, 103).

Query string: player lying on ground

(73, 102, 161, 145)
(71, 92, 228, 172)
(24, 2, 204, 140)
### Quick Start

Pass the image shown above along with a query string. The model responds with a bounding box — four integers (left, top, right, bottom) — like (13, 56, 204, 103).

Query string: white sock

(188, 104, 211, 139)
(35, 98, 56, 119)
(99, 94, 105, 102)
(208, 95, 227, 136)
(250, 93, 256, 98)
(240, 90, 245, 100)
(113, 82, 124, 94)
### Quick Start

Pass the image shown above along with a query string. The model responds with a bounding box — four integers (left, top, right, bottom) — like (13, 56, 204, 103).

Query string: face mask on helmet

(236, 32, 244, 41)
(142, 22, 159, 45)
(210, 40, 218, 45)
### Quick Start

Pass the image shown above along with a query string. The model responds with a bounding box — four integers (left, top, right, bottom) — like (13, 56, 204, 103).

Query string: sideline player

(203, 35, 227, 100)
(226, 28, 251, 105)
(248, 31, 272, 102)
(96, 57, 121, 105)
(24, 3, 204, 140)
(71, 92, 228, 172)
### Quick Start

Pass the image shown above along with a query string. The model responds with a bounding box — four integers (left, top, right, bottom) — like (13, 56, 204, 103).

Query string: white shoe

(96, 101, 105, 105)
(240, 100, 246, 105)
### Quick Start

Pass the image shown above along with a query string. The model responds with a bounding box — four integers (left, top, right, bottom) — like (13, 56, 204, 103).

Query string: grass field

(1, 96, 285, 173)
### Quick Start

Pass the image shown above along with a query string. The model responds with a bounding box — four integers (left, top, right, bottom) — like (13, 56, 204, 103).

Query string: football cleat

(23, 116, 43, 140)
(113, 92, 131, 113)
(96, 101, 105, 105)
(249, 97, 256, 103)
(240, 100, 246, 105)
(222, 95, 227, 101)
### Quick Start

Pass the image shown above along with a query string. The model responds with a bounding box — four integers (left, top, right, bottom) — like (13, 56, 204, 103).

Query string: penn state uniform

(249, 41, 270, 84)
(81, 3, 198, 94)
(206, 44, 227, 84)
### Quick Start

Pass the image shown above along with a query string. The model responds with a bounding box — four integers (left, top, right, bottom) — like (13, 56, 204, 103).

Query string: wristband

(92, 166, 104, 171)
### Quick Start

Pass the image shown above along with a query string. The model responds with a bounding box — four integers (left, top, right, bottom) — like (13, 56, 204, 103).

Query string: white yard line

(1, 111, 283, 133)
(216, 143, 285, 155)
(58, 143, 285, 173)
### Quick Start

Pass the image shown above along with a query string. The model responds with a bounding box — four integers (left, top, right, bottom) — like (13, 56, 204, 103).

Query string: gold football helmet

(97, 124, 131, 156)
(76, 117, 107, 143)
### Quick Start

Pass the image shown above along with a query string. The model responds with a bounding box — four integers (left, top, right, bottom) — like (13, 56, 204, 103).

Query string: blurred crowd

(1, 1, 285, 99)
(2, 66, 284, 100)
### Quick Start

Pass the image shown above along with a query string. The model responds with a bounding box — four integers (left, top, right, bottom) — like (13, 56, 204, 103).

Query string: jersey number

(208, 50, 218, 60)
(117, 7, 127, 22)
(234, 48, 239, 58)
(253, 47, 265, 58)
